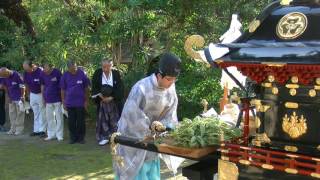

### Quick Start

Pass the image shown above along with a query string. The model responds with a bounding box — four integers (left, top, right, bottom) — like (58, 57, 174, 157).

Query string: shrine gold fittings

(284, 145, 298, 152)
(184, 35, 205, 61)
(282, 112, 307, 139)
(272, 87, 279, 95)
(309, 89, 317, 97)
(286, 84, 299, 89)
(239, 160, 251, 166)
(280, 0, 293, 6)
(291, 76, 299, 83)
(262, 83, 272, 88)
(262, 164, 274, 170)
(218, 160, 238, 180)
(249, 19, 261, 33)
(316, 78, 320, 85)
(289, 88, 297, 96)
(250, 99, 270, 112)
(268, 75, 275, 83)
(262, 62, 286, 67)
(311, 173, 320, 179)
(284, 102, 299, 109)
(255, 117, 261, 128)
(285, 168, 298, 174)
(252, 133, 271, 147)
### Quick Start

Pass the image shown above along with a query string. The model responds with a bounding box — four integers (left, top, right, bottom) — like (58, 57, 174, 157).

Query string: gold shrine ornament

(268, 75, 275, 83)
(316, 78, 320, 85)
(184, 35, 205, 61)
(280, 0, 293, 6)
(309, 89, 317, 97)
(218, 160, 239, 180)
(272, 87, 279, 95)
(276, 12, 308, 40)
(282, 112, 307, 139)
(291, 76, 299, 84)
(284, 145, 298, 152)
(289, 88, 297, 96)
(249, 19, 261, 33)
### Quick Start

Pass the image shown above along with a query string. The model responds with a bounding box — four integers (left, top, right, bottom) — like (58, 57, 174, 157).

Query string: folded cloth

(18, 100, 24, 112)
(201, 107, 218, 118)
(160, 154, 185, 175)
(24, 101, 31, 114)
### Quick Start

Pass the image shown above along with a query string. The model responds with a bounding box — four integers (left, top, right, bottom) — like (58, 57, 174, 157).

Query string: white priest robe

(113, 74, 178, 180)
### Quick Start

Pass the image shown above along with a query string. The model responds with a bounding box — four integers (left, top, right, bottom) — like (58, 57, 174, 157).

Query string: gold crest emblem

(282, 112, 307, 139)
(277, 12, 308, 39)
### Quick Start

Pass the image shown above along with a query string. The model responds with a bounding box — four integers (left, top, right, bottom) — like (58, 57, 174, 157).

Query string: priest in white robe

(113, 53, 181, 180)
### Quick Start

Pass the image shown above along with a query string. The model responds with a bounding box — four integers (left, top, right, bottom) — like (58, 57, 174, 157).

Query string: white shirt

(102, 71, 113, 87)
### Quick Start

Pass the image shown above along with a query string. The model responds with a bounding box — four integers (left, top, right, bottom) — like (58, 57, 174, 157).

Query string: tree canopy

(0, 0, 272, 117)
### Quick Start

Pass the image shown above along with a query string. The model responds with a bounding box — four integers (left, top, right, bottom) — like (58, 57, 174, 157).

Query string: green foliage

(176, 58, 222, 118)
(0, 0, 272, 118)
(0, 16, 31, 70)
(170, 116, 242, 148)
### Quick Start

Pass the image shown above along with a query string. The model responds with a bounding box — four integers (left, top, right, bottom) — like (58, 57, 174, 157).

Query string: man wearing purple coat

(0, 67, 25, 135)
(23, 61, 47, 137)
(40, 63, 64, 141)
(60, 60, 89, 144)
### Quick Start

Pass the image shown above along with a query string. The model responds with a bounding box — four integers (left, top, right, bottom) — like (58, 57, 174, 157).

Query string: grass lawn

(0, 139, 115, 180)
(0, 118, 115, 180)
(0, 114, 189, 180)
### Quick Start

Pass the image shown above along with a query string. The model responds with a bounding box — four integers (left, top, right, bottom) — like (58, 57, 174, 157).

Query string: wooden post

(220, 83, 229, 113)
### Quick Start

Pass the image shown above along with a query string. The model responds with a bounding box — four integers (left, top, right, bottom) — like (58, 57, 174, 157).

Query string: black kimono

(91, 68, 124, 114)
(91, 68, 124, 141)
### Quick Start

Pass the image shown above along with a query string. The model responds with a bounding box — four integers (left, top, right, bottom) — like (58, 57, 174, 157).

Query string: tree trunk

(1, 1, 36, 39)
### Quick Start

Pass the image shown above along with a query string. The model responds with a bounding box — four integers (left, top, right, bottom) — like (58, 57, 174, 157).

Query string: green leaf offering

(170, 116, 242, 148)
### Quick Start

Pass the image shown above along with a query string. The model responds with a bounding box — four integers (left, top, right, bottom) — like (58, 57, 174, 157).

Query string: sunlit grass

(0, 136, 114, 180)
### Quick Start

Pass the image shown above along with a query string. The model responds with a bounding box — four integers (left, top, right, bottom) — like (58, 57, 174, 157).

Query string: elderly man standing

(91, 58, 124, 145)
(40, 63, 63, 141)
(60, 60, 90, 144)
(23, 60, 47, 137)
(0, 67, 25, 135)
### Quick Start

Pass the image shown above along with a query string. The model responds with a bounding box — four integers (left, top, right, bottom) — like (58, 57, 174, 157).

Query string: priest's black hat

(159, 53, 181, 77)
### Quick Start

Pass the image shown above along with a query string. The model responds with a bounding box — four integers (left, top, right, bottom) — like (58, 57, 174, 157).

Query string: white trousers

(46, 102, 64, 140)
(8, 101, 25, 134)
(30, 93, 47, 132)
